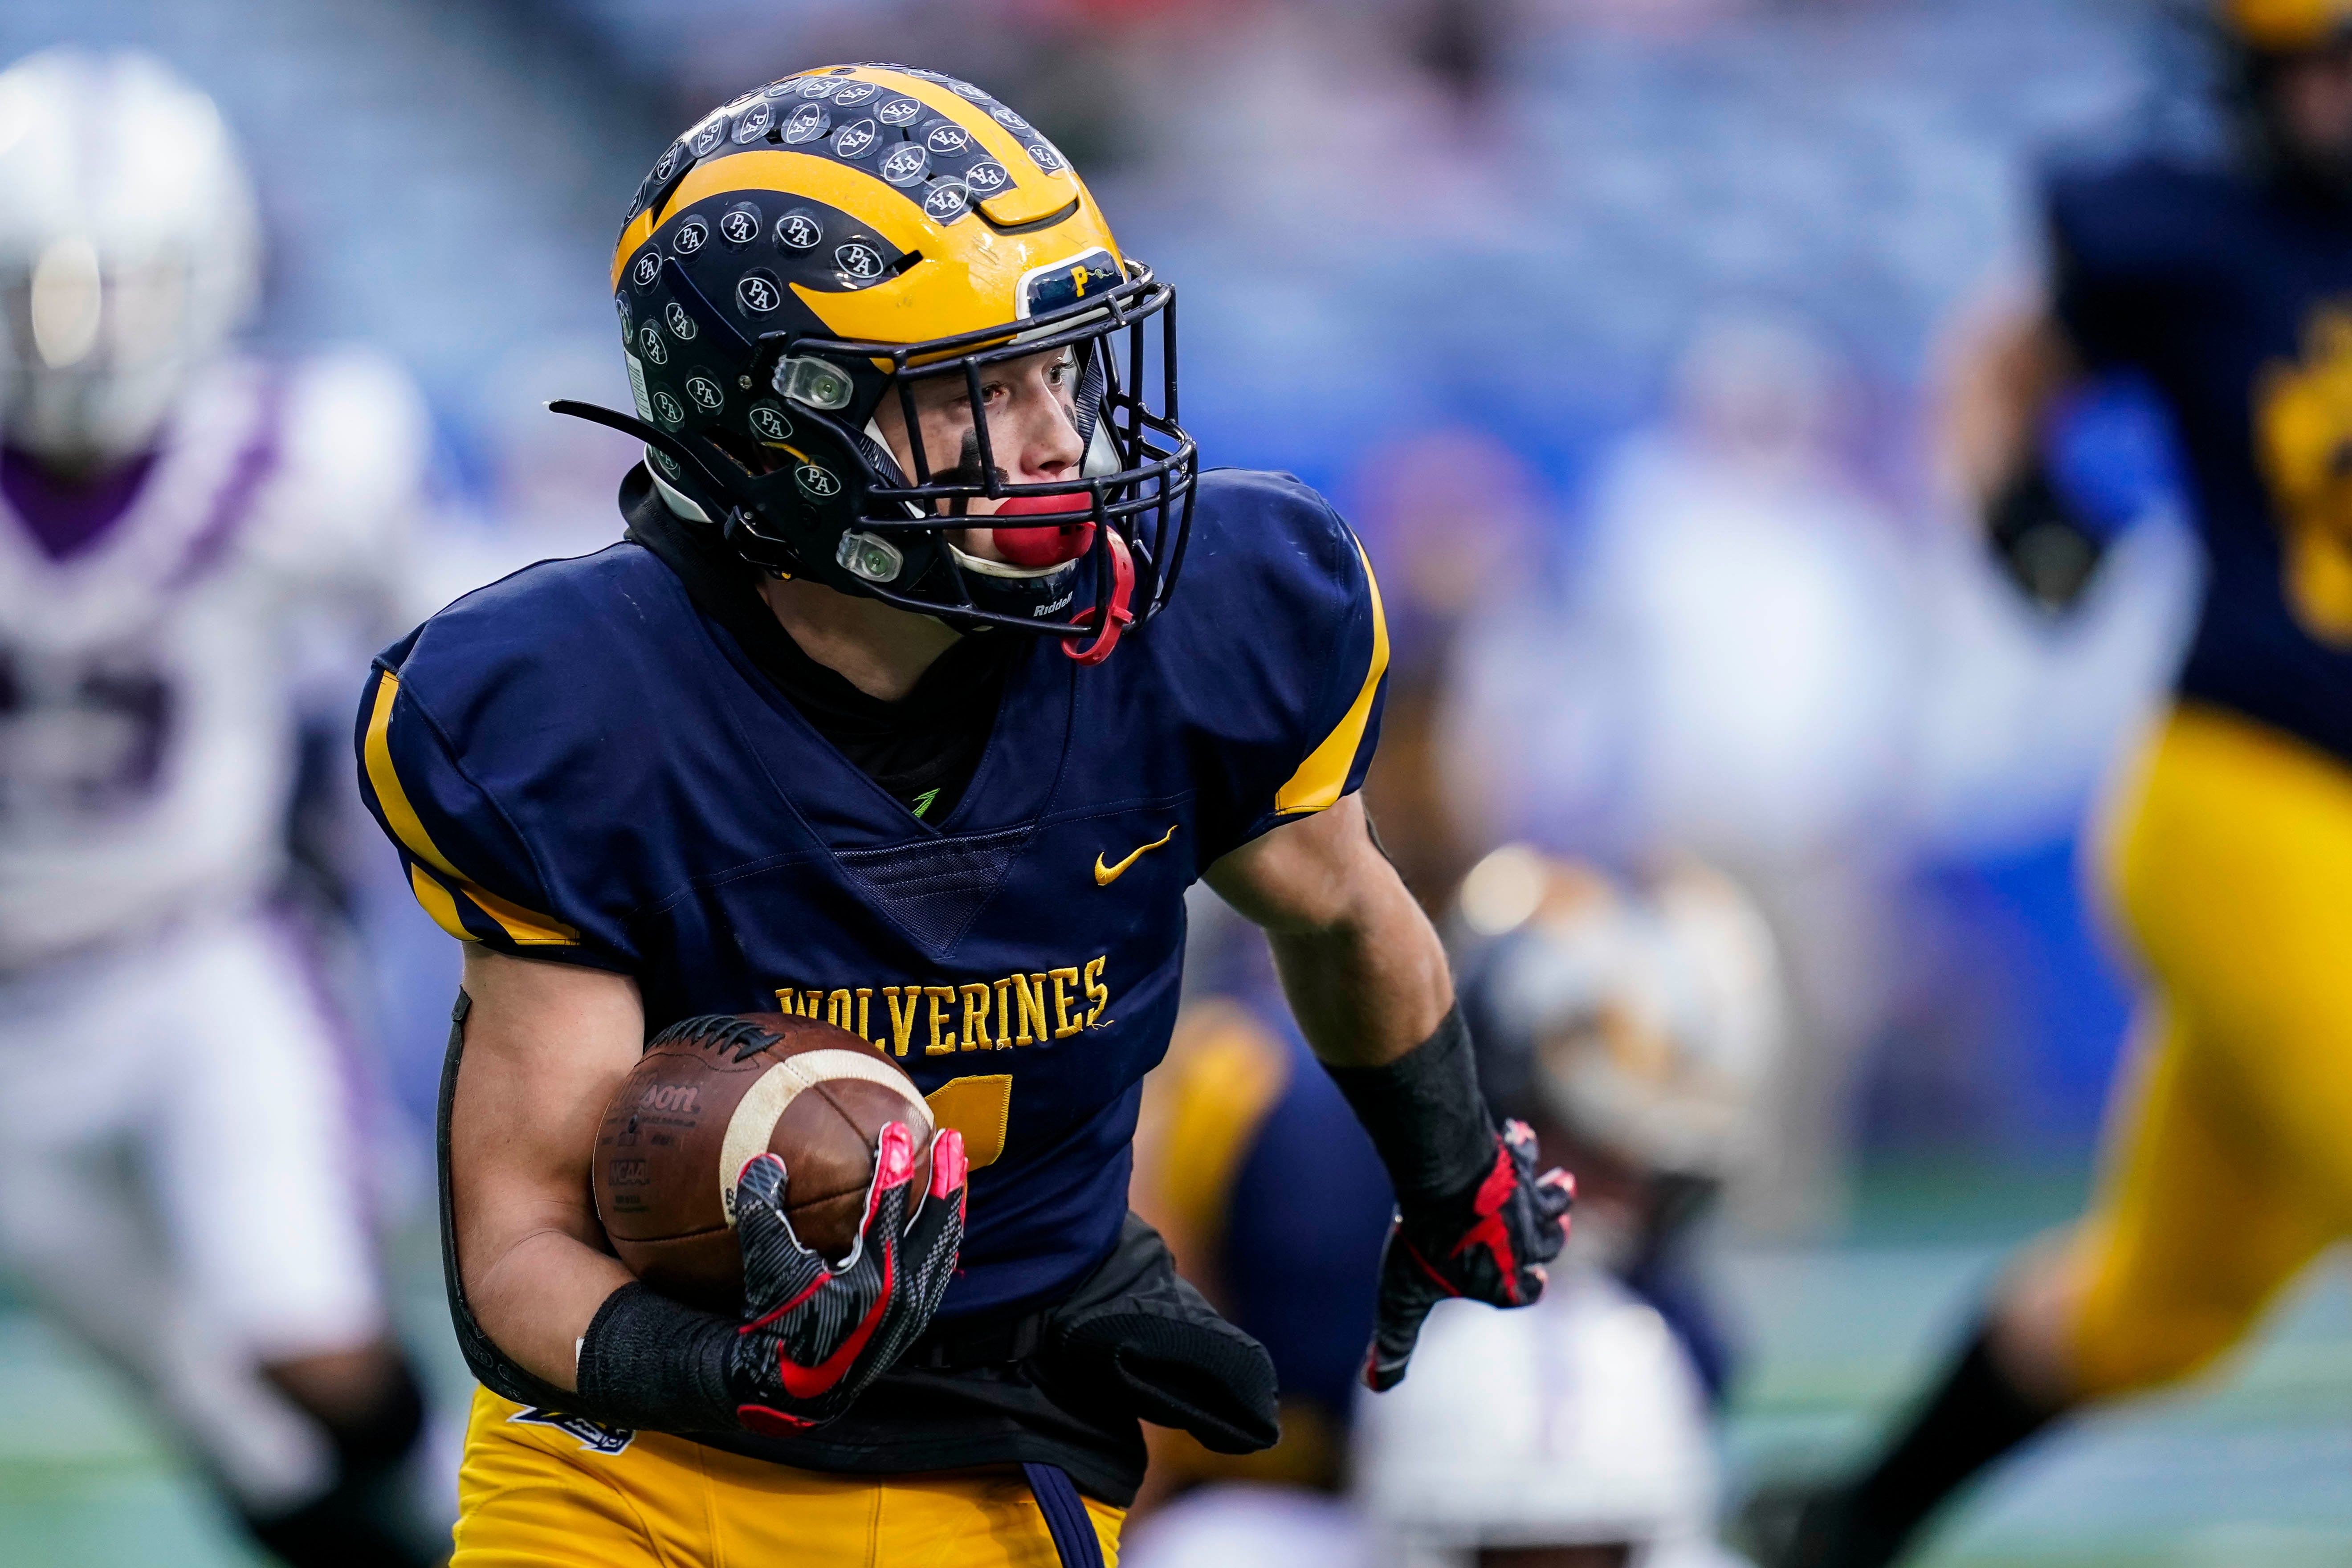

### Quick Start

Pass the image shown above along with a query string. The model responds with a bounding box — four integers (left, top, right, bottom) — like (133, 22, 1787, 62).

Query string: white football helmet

(1353, 1272, 1751, 1568)
(1456, 848, 1786, 1182)
(0, 48, 260, 466)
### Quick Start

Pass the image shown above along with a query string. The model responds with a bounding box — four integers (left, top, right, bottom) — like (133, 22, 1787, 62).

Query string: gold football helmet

(561, 64, 1193, 662)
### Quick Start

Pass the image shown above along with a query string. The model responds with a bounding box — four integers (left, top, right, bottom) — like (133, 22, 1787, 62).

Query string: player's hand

(725, 1121, 966, 1434)
(1361, 1119, 1573, 1392)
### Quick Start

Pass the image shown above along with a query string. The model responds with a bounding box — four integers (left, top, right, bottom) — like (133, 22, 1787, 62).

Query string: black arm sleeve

(1322, 1005, 1498, 1207)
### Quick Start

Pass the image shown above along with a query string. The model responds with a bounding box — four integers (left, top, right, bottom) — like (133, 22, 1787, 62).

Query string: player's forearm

(450, 949, 649, 1393)
(467, 1224, 636, 1393)
(1943, 306, 2083, 508)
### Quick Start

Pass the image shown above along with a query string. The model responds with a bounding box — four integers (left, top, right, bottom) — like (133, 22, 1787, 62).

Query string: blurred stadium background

(2, 0, 2348, 1564)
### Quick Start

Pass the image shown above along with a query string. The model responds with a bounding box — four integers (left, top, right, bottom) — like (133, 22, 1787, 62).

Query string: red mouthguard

(987, 493, 1097, 567)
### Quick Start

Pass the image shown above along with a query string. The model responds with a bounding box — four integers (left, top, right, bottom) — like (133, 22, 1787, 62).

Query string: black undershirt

(620, 467, 1009, 825)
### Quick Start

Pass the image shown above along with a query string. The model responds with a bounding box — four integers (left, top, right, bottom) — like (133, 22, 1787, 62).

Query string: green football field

(2, 1165, 2347, 1567)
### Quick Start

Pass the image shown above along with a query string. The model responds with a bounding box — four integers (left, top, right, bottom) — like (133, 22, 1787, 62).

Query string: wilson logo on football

(637, 1083, 700, 1113)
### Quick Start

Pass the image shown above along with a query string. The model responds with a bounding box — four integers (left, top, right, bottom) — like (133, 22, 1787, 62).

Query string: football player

(355, 63, 1573, 1567)
(1768, 4, 2352, 1562)
(0, 49, 443, 1568)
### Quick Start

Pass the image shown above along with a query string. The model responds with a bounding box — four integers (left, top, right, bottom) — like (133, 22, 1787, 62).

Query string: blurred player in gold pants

(1772, 5, 2352, 1564)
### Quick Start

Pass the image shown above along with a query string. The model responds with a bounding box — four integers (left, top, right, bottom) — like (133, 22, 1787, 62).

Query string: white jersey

(0, 351, 425, 969)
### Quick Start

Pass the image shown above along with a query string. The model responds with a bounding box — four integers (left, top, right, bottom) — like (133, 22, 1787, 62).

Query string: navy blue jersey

(2049, 157, 2352, 761)
(358, 467, 1387, 1316)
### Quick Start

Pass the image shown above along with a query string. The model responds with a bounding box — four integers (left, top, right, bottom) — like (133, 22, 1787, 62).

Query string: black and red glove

(1362, 1117, 1573, 1391)
(726, 1120, 967, 1435)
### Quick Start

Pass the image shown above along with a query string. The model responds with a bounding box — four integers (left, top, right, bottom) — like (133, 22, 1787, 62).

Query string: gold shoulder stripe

(1274, 538, 1390, 815)
(408, 864, 473, 943)
(365, 672, 580, 947)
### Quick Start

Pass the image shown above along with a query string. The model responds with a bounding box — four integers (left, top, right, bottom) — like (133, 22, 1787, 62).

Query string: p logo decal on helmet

(557, 62, 1195, 662)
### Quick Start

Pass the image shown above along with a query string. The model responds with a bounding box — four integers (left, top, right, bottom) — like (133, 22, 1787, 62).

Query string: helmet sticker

(1025, 140, 1065, 173)
(923, 122, 972, 155)
(736, 271, 783, 314)
(795, 76, 838, 98)
(747, 401, 794, 442)
(963, 159, 1010, 195)
(653, 143, 683, 181)
(1018, 249, 1123, 318)
(832, 118, 879, 159)
(650, 446, 685, 481)
(775, 211, 823, 250)
(672, 216, 710, 256)
(630, 250, 662, 290)
(720, 203, 762, 246)
(783, 103, 830, 144)
(836, 241, 885, 279)
(991, 105, 1031, 132)
(614, 292, 631, 331)
(876, 96, 922, 126)
(831, 81, 879, 106)
(731, 102, 773, 143)
(686, 374, 725, 413)
(950, 80, 991, 101)
(637, 324, 669, 366)
(663, 301, 697, 340)
(795, 463, 843, 500)
(625, 352, 654, 421)
(690, 117, 727, 157)
(652, 388, 686, 430)
(878, 143, 930, 187)
(922, 179, 971, 222)
(762, 79, 795, 98)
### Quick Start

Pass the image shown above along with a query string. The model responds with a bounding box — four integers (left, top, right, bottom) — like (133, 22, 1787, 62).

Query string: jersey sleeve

(355, 658, 634, 971)
(1188, 473, 1391, 857)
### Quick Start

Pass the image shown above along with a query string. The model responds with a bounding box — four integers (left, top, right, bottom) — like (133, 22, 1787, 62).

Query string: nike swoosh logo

(1093, 823, 1179, 886)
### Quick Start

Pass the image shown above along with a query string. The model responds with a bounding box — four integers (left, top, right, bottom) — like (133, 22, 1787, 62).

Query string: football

(591, 1011, 935, 1311)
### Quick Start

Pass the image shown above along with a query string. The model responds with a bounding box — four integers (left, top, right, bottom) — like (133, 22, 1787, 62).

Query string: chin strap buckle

(1062, 529, 1135, 666)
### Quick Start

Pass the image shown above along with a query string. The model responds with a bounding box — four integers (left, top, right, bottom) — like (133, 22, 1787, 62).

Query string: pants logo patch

(506, 1406, 636, 1455)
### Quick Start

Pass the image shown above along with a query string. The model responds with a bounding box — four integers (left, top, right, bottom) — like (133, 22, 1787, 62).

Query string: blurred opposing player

(1129, 855, 1774, 1568)
(1772, 4, 2352, 1562)
(1452, 847, 1784, 1408)
(0, 49, 442, 1567)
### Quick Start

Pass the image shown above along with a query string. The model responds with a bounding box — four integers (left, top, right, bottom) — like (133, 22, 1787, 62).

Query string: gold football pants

(451, 1387, 1123, 1568)
(2066, 703, 2352, 1396)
